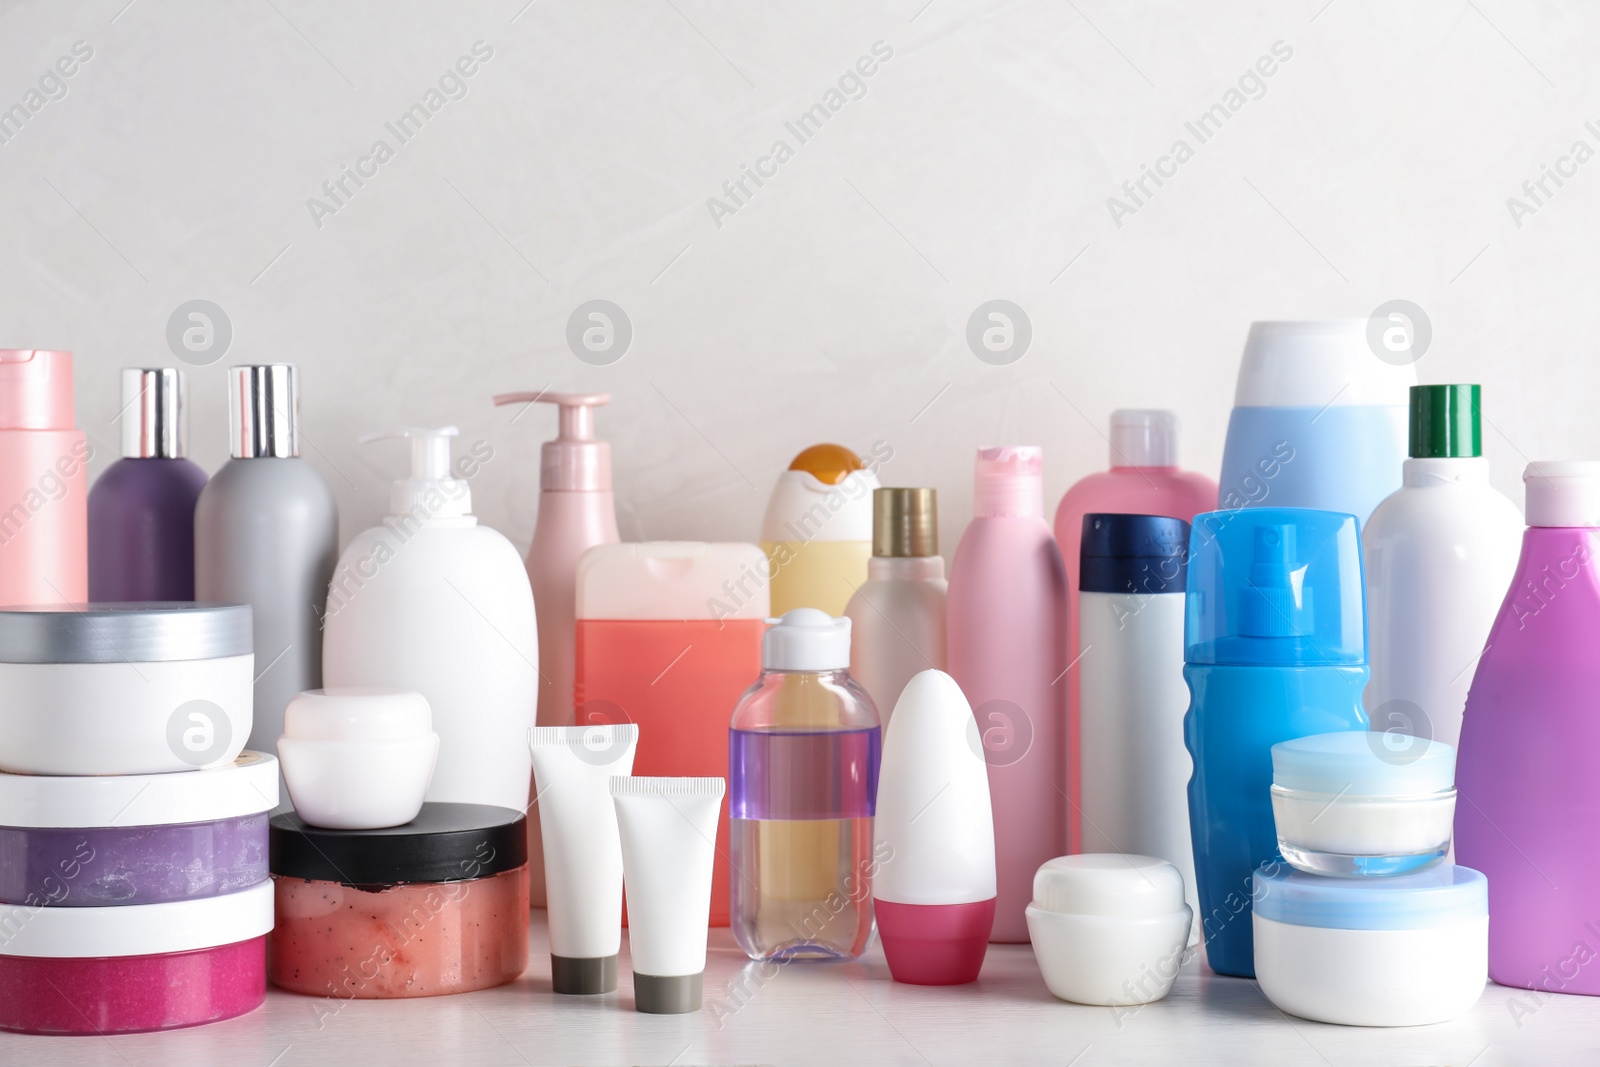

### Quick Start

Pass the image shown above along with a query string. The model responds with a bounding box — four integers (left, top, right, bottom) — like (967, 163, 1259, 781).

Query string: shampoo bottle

(89, 368, 208, 601)
(843, 487, 946, 726)
(322, 426, 537, 811)
(947, 446, 1068, 943)
(195, 365, 337, 766)
(493, 390, 620, 907)
(1053, 410, 1216, 849)
(0, 349, 87, 605)
(1183, 507, 1369, 977)
(760, 444, 880, 617)
(1363, 385, 1522, 750)
(1456, 461, 1600, 994)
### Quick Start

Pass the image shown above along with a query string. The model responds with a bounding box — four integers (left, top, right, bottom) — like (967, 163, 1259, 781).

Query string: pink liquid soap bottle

(1456, 461, 1600, 995)
(948, 446, 1069, 942)
(1053, 410, 1216, 851)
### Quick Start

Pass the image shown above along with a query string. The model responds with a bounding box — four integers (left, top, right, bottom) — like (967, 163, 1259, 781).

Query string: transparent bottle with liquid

(730, 609, 881, 961)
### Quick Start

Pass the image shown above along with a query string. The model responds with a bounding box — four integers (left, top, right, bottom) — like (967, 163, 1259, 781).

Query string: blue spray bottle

(1183, 507, 1369, 977)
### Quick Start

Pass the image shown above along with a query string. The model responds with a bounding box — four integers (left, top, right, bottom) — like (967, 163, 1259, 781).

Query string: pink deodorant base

(875, 899, 995, 985)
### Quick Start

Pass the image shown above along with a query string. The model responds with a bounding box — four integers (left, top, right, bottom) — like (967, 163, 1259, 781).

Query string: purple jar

(0, 752, 277, 908)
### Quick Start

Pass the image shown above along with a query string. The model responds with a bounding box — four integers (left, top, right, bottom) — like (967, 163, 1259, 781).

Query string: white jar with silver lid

(0, 602, 253, 775)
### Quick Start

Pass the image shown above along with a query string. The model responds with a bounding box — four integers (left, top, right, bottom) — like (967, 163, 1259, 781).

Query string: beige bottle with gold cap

(843, 488, 947, 728)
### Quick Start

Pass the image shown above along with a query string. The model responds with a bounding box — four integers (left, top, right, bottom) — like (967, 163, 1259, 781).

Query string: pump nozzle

(1239, 523, 1312, 638)
(360, 426, 471, 518)
(492, 391, 612, 492)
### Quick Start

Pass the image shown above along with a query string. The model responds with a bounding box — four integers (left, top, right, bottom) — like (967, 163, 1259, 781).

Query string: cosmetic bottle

(1183, 507, 1369, 978)
(1363, 385, 1521, 751)
(843, 488, 946, 726)
(195, 365, 337, 771)
(0, 349, 87, 605)
(1077, 514, 1196, 933)
(89, 368, 208, 602)
(1456, 461, 1600, 995)
(1053, 410, 1215, 849)
(873, 669, 994, 984)
(947, 446, 1068, 943)
(760, 444, 880, 617)
(1219, 321, 1413, 527)
(322, 427, 537, 813)
(576, 541, 767, 926)
(729, 609, 880, 962)
(493, 390, 619, 909)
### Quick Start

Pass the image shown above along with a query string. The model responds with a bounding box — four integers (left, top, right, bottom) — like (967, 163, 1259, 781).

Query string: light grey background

(1, 0, 1590, 556)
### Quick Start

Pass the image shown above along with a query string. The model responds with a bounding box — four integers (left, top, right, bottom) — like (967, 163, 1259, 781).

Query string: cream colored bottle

(760, 444, 880, 617)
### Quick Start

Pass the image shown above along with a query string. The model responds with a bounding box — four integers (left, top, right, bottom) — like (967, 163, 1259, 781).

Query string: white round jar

(1253, 862, 1487, 1026)
(277, 688, 439, 829)
(0, 602, 253, 775)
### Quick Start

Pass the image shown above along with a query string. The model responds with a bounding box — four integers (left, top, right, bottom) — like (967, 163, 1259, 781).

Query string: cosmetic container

(872, 669, 994, 985)
(528, 724, 637, 994)
(1025, 855, 1192, 1007)
(0, 601, 253, 775)
(0, 880, 272, 1034)
(269, 803, 529, 998)
(0, 751, 276, 908)
(1271, 731, 1456, 877)
(277, 688, 439, 830)
(611, 776, 726, 1014)
(761, 443, 880, 617)
(1253, 862, 1488, 1026)
(0, 349, 88, 606)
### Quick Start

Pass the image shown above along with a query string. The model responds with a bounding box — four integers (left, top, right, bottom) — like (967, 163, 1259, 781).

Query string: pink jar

(0, 879, 271, 1034)
(269, 803, 529, 998)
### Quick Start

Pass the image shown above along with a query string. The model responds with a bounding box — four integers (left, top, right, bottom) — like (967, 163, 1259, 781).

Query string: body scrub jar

(269, 803, 529, 998)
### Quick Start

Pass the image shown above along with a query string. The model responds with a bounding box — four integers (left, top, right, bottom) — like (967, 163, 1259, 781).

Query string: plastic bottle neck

(867, 556, 945, 582)
(1402, 456, 1490, 488)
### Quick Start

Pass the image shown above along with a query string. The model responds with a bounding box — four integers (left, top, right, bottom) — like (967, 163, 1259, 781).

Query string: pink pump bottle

(948, 446, 1069, 943)
(1052, 410, 1216, 851)
(493, 390, 619, 908)
(0, 349, 87, 606)
(1456, 461, 1600, 995)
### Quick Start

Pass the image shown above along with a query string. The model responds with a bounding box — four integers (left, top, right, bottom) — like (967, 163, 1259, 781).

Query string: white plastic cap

(1109, 410, 1177, 468)
(0, 879, 274, 958)
(360, 426, 472, 519)
(1031, 854, 1188, 918)
(761, 608, 851, 671)
(973, 445, 1044, 518)
(1524, 461, 1600, 527)
(760, 467, 880, 543)
(1234, 320, 1416, 408)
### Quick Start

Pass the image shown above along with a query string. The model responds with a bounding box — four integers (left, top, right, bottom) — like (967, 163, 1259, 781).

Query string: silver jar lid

(230, 364, 299, 459)
(0, 603, 253, 663)
(121, 367, 187, 459)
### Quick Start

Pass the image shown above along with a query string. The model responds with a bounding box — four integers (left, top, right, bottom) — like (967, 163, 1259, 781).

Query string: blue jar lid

(1253, 862, 1486, 931)
(1078, 514, 1190, 594)
(1271, 730, 1455, 796)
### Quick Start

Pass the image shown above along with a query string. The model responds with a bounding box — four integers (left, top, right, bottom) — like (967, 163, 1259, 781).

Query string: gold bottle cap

(873, 487, 938, 558)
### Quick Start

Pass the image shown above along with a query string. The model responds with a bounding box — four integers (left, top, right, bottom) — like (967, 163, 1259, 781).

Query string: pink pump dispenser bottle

(1456, 461, 1600, 995)
(1052, 410, 1216, 851)
(0, 349, 88, 606)
(493, 390, 619, 908)
(948, 446, 1069, 942)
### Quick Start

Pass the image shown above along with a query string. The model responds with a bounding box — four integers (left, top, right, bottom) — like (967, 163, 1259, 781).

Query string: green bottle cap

(1409, 384, 1482, 458)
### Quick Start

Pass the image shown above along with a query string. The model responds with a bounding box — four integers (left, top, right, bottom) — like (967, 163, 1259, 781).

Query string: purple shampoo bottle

(88, 369, 207, 601)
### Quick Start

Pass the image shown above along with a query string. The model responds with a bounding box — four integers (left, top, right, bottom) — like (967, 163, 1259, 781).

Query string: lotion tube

(610, 776, 725, 1014)
(529, 724, 638, 994)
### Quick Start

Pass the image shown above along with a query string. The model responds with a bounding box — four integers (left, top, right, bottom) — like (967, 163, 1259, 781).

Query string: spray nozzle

(360, 426, 471, 519)
(492, 390, 612, 492)
(1240, 523, 1311, 638)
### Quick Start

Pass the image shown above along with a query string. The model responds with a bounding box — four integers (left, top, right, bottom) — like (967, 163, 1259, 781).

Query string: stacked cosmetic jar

(0, 602, 276, 1035)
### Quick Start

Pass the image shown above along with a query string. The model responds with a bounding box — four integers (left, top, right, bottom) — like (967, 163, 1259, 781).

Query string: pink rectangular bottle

(948, 446, 1069, 942)
(0, 349, 87, 606)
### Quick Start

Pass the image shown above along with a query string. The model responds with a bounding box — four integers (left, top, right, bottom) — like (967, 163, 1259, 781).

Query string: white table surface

(5, 911, 1597, 1066)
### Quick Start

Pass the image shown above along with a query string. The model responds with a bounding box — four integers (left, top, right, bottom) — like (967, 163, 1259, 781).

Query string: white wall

(2, 0, 1594, 558)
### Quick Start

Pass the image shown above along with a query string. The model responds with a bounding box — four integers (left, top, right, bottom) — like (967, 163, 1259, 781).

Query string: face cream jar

(1253, 862, 1487, 1026)
(269, 803, 529, 998)
(277, 688, 439, 830)
(1270, 730, 1456, 877)
(0, 602, 253, 775)
(0, 752, 277, 907)
(1024, 854, 1193, 1007)
(0, 879, 272, 1034)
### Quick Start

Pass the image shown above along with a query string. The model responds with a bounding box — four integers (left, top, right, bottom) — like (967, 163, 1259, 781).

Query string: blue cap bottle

(1183, 507, 1370, 977)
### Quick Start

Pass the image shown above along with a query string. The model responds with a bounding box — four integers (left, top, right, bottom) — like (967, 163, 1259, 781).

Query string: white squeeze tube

(528, 723, 638, 995)
(610, 775, 726, 1014)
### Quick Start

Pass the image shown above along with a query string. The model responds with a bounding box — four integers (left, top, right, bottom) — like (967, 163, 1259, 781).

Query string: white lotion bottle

(321, 426, 538, 811)
(844, 488, 946, 728)
(1077, 513, 1197, 938)
(1364, 385, 1522, 751)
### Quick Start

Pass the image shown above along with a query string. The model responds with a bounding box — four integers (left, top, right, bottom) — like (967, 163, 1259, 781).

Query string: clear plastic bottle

(730, 609, 881, 961)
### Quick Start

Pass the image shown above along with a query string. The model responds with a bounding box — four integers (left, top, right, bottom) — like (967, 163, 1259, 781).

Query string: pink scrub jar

(268, 803, 529, 998)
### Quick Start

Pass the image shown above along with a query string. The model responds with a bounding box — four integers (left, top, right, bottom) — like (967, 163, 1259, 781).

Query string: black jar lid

(270, 803, 527, 885)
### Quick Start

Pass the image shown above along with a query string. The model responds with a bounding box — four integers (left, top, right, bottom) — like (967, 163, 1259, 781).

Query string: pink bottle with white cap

(0, 349, 88, 606)
(1052, 410, 1216, 852)
(948, 446, 1069, 942)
